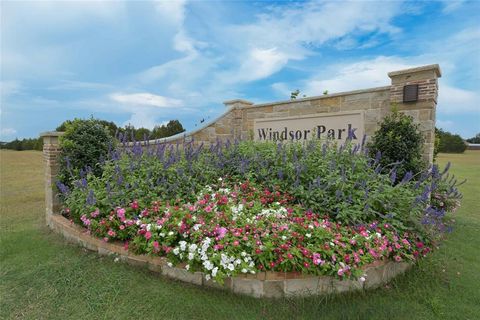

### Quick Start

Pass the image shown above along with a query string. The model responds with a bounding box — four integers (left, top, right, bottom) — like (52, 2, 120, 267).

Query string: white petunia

(173, 248, 180, 255)
(179, 241, 187, 251)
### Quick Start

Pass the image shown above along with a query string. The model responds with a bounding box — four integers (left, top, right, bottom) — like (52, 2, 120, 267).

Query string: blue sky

(1, 0, 479, 140)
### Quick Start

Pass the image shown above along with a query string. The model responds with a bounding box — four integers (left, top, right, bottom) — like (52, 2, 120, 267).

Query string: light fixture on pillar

(403, 84, 419, 102)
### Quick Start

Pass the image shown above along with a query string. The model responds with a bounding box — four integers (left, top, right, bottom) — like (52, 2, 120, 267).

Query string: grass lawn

(1, 150, 479, 319)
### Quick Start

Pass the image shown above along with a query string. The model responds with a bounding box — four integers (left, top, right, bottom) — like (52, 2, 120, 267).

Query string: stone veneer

(48, 214, 411, 298)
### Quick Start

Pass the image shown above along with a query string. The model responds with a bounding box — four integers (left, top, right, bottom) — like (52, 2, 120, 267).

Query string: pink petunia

(145, 231, 152, 240)
(217, 227, 227, 239)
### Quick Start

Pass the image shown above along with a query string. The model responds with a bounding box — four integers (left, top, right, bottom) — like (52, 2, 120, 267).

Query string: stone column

(223, 99, 254, 140)
(40, 131, 64, 226)
(388, 64, 442, 164)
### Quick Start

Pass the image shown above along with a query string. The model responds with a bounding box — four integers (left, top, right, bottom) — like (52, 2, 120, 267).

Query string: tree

(57, 119, 118, 137)
(436, 128, 467, 153)
(466, 133, 480, 144)
(151, 120, 185, 139)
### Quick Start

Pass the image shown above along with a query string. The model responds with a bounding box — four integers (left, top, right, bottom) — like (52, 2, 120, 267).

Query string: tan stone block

(313, 96, 343, 107)
(365, 110, 381, 123)
(418, 110, 433, 121)
(265, 271, 286, 281)
(393, 262, 411, 275)
(97, 246, 112, 256)
(331, 278, 363, 293)
(250, 105, 272, 113)
(246, 112, 266, 120)
(161, 265, 202, 285)
(340, 99, 371, 111)
(344, 92, 373, 101)
(202, 276, 232, 290)
(400, 110, 420, 123)
(390, 69, 438, 85)
(396, 101, 434, 111)
(264, 111, 290, 118)
(284, 278, 319, 297)
(365, 123, 379, 136)
(263, 280, 285, 298)
(125, 255, 149, 268)
(273, 104, 292, 112)
(363, 264, 385, 289)
(232, 278, 264, 298)
(289, 105, 329, 116)
(419, 120, 434, 131)
(215, 126, 231, 135)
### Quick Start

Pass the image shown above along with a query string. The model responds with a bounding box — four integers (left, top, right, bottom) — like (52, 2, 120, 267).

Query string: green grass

(1, 150, 479, 320)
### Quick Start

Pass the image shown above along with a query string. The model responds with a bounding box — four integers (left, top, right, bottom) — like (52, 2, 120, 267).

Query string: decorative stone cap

(388, 64, 442, 78)
(223, 99, 254, 108)
(40, 131, 64, 144)
(40, 131, 64, 138)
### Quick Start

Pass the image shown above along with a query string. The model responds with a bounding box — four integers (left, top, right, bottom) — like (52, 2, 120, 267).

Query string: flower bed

(57, 140, 462, 293)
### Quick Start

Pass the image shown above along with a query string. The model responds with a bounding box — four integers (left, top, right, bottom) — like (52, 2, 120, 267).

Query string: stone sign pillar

(388, 64, 441, 164)
(224, 99, 254, 140)
(40, 131, 64, 226)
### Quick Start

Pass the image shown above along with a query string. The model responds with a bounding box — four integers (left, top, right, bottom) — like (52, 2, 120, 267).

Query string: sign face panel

(254, 111, 364, 143)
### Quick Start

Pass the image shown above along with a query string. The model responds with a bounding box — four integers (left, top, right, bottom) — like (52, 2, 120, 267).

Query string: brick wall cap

(388, 64, 441, 78)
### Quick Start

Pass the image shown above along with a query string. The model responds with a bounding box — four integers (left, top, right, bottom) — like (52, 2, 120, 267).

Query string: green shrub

(58, 118, 115, 186)
(436, 128, 467, 153)
(368, 110, 425, 180)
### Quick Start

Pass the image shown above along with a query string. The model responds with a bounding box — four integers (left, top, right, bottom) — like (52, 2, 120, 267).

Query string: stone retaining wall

(48, 214, 411, 298)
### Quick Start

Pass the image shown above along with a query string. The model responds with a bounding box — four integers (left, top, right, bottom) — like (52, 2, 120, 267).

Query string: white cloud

(154, 0, 187, 27)
(236, 48, 290, 82)
(436, 119, 454, 130)
(0, 81, 22, 100)
(437, 85, 480, 114)
(0, 128, 17, 138)
(222, 1, 402, 80)
(440, 0, 467, 13)
(110, 93, 183, 108)
(109, 92, 185, 129)
(302, 56, 413, 95)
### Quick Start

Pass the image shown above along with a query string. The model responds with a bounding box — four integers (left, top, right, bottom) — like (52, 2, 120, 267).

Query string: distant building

(466, 143, 480, 150)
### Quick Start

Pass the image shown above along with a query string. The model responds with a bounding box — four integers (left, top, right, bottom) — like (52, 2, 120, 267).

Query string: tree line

(0, 118, 185, 151)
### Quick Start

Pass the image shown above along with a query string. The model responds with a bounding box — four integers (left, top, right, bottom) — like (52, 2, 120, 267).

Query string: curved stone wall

(48, 215, 412, 298)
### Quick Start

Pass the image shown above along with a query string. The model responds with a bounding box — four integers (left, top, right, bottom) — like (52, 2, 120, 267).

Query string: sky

(1, 0, 479, 140)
